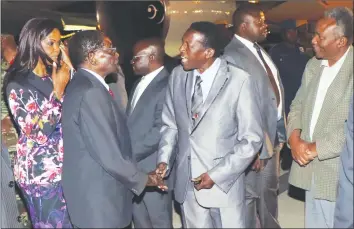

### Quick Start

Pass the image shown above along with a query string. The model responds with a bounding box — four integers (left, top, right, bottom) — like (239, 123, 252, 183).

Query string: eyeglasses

(98, 47, 117, 56)
(131, 54, 150, 63)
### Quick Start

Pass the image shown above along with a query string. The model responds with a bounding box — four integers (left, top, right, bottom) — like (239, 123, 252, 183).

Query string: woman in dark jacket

(3, 18, 73, 228)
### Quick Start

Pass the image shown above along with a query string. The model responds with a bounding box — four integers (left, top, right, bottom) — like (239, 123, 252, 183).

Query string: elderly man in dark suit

(62, 31, 166, 228)
(127, 37, 173, 228)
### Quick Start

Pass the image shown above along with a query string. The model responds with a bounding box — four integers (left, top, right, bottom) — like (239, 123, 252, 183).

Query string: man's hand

(155, 162, 167, 179)
(252, 156, 268, 172)
(289, 130, 311, 166)
(305, 143, 318, 161)
(146, 171, 168, 191)
(193, 173, 215, 191)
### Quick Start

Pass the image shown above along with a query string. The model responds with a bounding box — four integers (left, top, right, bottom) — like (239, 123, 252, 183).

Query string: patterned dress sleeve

(6, 81, 62, 145)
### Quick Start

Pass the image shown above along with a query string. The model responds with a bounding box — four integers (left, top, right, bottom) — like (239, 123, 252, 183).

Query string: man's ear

(88, 52, 97, 65)
(337, 36, 348, 48)
(149, 54, 155, 61)
(205, 48, 215, 59)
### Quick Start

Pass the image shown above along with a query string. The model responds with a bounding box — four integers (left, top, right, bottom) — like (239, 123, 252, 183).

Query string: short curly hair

(68, 30, 105, 69)
(324, 7, 353, 44)
(189, 21, 223, 57)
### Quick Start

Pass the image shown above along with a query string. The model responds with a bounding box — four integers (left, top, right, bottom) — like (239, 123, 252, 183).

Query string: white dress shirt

(81, 68, 110, 91)
(309, 47, 350, 141)
(191, 57, 221, 102)
(235, 34, 283, 120)
(130, 66, 164, 110)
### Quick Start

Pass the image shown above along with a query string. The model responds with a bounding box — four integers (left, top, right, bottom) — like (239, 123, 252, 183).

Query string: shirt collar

(321, 46, 350, 68)
(193, 57, 221, 79)
(81, 68, 109, 90)
(235, 34, 255, 50)
(142, 66, 164, 82)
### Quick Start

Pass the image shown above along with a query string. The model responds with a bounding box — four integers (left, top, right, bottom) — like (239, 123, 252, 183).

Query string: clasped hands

(155, 162, 215, 191)
(146, 170, 168, 191)
(289, 131, 317, 166)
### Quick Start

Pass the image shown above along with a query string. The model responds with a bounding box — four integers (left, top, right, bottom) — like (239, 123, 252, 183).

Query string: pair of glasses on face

(131, 54, 152, 63)
(97, 47, 117, 56)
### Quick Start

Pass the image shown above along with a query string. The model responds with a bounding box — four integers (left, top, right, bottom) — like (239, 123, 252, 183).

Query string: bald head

(131, 37, 165, 75)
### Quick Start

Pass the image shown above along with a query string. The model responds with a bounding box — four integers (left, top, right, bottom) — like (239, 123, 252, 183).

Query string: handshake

(145, 162, 168, 191)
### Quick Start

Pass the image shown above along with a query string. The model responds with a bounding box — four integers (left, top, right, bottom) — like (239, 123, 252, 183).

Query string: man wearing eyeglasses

(61, 31, 167, 228)
(127, 37, 173, 228)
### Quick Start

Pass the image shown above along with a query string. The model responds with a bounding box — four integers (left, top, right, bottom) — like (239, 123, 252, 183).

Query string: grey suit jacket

(1, 144, 22, 228)
(287, 46, 353, 201)
(334, 96, 353, 228)
(62, 69, 148, 228)
(224, 36, 286, 159)
(157, 58, 263, 207)
(126, 68, 175, 187)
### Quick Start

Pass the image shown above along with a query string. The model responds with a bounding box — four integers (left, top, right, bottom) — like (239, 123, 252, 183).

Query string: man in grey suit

(1, 144, 22, 228)
(155, 21, 263, 228)
(334, 96, 353, 228)
(287, 7, 353, 228)
(223, 5, 286, 228)
(127, 38, 173, 228)
(62, 31, 166, 228)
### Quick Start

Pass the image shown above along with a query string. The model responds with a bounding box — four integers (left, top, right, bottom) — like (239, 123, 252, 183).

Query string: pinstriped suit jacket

(287, 46, 353, 201)
(1, 144, 22, 228)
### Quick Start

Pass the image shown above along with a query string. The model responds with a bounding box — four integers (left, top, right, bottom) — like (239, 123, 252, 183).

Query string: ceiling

(266, 0, 353, 22)
(1, 1, 96, 35)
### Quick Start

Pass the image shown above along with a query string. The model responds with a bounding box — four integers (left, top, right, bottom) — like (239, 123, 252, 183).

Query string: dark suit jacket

(224, 36, 286, 159)
(126, 67, 175, 188)
(62, 69, 148, 228)
(269, 42, 310, 116)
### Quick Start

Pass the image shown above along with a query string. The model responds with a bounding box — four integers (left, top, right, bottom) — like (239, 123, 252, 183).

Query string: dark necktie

(191, 75, 203, 125)
(254, 43, 280, 106)
(109, 89, 114, 98)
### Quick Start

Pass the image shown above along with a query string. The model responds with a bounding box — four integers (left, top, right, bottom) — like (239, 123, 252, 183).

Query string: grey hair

(324, 7, 353, 43)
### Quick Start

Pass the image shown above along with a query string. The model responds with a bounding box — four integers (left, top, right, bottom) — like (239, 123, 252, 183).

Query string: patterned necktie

(191, 75, 203, 125)
(254, 43, 280, 106)
(109, 89, 114, 98)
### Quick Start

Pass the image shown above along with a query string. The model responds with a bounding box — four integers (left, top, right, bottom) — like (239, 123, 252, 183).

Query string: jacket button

(8, 181, 15, 188)
(188, 156, 191, 160)
(17, 215, 22, 223)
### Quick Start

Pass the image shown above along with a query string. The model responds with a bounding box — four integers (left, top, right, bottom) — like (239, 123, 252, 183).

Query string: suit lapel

(192, 60, 229, 131)
(313, 47, 353, 137)
(185, 71, 194, 120)
(126, 78, 141, 116)
(109, 83, 126, 115)
(128, 68, 168, 121)
(259, 45, 286, 116)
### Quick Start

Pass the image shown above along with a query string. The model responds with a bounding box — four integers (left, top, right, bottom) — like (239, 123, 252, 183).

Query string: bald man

(126, 38, 174, 228)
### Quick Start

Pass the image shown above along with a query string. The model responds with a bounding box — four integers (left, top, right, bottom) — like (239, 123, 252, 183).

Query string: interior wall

(164, 1, 236, 57)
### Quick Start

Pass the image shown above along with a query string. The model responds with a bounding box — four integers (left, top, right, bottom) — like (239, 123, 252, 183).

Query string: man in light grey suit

(62, 31, 166, 228)
(127, 38, 173, 228)
(287, 7, 353, 228)
(334, 96, 353, 228)
(223, 5, 286, 228)
(1, 144, 22, 228)
(155, 21, 263, 228)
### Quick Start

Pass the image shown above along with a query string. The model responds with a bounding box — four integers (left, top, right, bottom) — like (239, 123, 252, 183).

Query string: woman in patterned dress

(2, 18, 73, 228)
